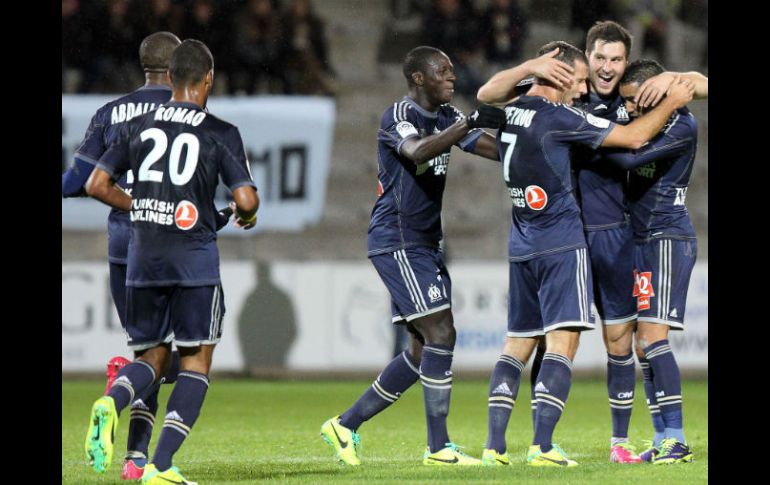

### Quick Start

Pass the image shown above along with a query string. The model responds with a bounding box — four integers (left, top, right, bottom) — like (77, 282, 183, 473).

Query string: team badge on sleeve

(525, 185, 548, 210)
(633, 270, 655, 311)
(396, 121, 419, 138)
(174, 200, 199, 230)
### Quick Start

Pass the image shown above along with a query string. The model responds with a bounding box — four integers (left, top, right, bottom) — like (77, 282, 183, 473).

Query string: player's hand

(636, 71, 676, 108)
(665, 76, 695, 109)
(467, 104, 507, 129)
(527, 47, 574, 89)
(234, 208, 257, 230)
(214, 202, 235, 231)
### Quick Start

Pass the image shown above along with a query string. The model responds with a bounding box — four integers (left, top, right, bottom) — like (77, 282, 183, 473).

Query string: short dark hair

(169, 39, 214, 86)
(139, 31, 181, 72)
(537, 41, 588, 68)
(586, 21, 632, 58)
(403, 46, 446, 86)
(621, 59, 665, 86)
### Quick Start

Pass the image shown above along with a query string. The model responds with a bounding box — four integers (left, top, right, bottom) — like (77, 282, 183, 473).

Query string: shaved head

(139, 31, 182, 72)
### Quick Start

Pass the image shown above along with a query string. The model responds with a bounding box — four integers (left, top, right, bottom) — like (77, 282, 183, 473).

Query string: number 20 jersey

(98, 101, 257, 287)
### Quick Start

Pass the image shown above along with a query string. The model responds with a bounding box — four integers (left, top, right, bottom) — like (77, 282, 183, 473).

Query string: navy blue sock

(607, 352, 635, 441)
(486, 355, 524, 453)
(530, 345, 545, 429)
(420, 344, 454, 453)
(161, 351, 181, 385)
(126, 383, 160, 459)
(339, 351, 420, 431)
(644, 340, 685, 443)
(151, 371, 210, 472)
(533, 353, 573, 453)
(639, 357, 665, 446)
(107, 360, 157, 414)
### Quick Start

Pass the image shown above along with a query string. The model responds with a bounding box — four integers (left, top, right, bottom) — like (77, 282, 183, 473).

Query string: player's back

(498, 95, 613, 261)
(627, 107, 698, 241)
(108, 101, 255, 287)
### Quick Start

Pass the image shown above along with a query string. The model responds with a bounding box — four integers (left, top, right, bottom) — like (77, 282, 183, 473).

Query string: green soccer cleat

(653, 438, 693, 464)
(320, 416, 361, 465)
(141, 464, 198, 485)
(481, 448, 510, 465)
(527, 444, 578, 467)
(423, 443, 481, 465)
(84, 396, 119, 473)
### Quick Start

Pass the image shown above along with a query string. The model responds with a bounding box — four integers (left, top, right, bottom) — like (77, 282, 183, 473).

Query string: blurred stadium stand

(62, 0, 707, 262)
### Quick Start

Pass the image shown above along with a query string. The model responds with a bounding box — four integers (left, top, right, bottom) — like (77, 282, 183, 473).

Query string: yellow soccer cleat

(142, 464, 198, 484)
(84, 396, 119, 473)
(527, 444, 578, 467)
(423, 443, 481, 465)
(320, 416, 362, 465)
(481, 448, 510, 466)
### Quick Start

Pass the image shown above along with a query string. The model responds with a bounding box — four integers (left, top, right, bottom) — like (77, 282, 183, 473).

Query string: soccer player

(477, 40, 693, 467)
(320, 45, 506, 466)
(596, 58, 700, 464)
(62, 31, 187, 480)
(84, 39, 259, 485)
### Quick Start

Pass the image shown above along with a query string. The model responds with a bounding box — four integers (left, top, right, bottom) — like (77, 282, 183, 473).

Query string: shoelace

(658, 438, 677, 454)
(351, 431, 362, 451)
(444, 442, 468, 455)
(551, 443, 571, 458)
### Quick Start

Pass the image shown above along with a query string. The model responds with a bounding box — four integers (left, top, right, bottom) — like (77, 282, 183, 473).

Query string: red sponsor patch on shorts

(633, 270, 655, 311)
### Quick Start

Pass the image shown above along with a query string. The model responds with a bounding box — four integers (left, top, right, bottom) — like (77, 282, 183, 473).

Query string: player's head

(536, 41, 588, 106)
(619, 59, 665, 118)
(403, 46, 456, 106)
(169, 39, 214, 103)
(139, 31, 182, 73)
(585, 21, 632, 97)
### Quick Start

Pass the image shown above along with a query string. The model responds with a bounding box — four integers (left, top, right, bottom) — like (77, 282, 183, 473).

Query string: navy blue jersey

(572, 91, 631, 230)
(98, 101, 257, 287)
(498, 96, 614, 261)
(611, 108, 698, 241)
(62, 85, 172, 263)
(367, 96, 483, 256)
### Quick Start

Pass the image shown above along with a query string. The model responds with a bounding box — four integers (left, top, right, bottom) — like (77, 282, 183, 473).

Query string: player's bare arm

(233, 186, 259, 230)
(636, 71, 708, 108)
(400, 105, 505, 163)
(85, 167, 132, 212)
(472, 133, 501, 161)
(477, 48, 574, 106)
(602, 78, 694, 149)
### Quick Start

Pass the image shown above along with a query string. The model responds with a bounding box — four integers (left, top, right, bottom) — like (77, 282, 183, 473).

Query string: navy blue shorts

(586, 225, 638, 324)
(634, 238, 696, 330)
(109, 262, 128, 329)
(125, 285, 225, 350)
(507, 248, 595, 337)
(370, 247, 451, 323)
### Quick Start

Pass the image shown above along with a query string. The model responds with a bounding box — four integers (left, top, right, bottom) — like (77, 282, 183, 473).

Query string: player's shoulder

(439, 103, 465, 120)
(664, 107, 698, 138)
(381, 98, 416, 126)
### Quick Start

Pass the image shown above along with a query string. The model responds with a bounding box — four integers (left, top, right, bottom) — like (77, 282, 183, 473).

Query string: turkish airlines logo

(633, 270, 655, 311)
(525, 185, 548, 210)
(174, 200, 198, 230)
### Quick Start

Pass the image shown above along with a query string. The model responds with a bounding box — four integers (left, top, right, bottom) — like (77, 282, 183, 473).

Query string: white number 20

(137, 128, 200, 185)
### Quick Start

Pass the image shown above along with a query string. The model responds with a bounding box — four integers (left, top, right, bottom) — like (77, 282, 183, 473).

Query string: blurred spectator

(181, 0, 231, 90)
(133, 0, 184, 41)
(279, 0, 336, 96)
(90, 0, 143, 93)
(62, 0, 95, 93)
(571, 0, 623, 35)
(422, 0, 483, 99)
(230, 0, 284, 94)
(478, 0, 528, 68)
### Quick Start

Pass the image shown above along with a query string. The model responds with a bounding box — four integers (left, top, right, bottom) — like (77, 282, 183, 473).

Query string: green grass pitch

(63, 378, 707, 484)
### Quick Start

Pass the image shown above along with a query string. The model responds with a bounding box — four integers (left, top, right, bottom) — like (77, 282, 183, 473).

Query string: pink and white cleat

(121, 458, 146, 480)
(610, 442, 643, 463)
(105, 356, 132, 395)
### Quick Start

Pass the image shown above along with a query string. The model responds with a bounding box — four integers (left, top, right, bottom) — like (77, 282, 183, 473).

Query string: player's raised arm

(477, 48, 574, 106)
(602, 77, 694, 149)
(636, 71, 708, 108)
